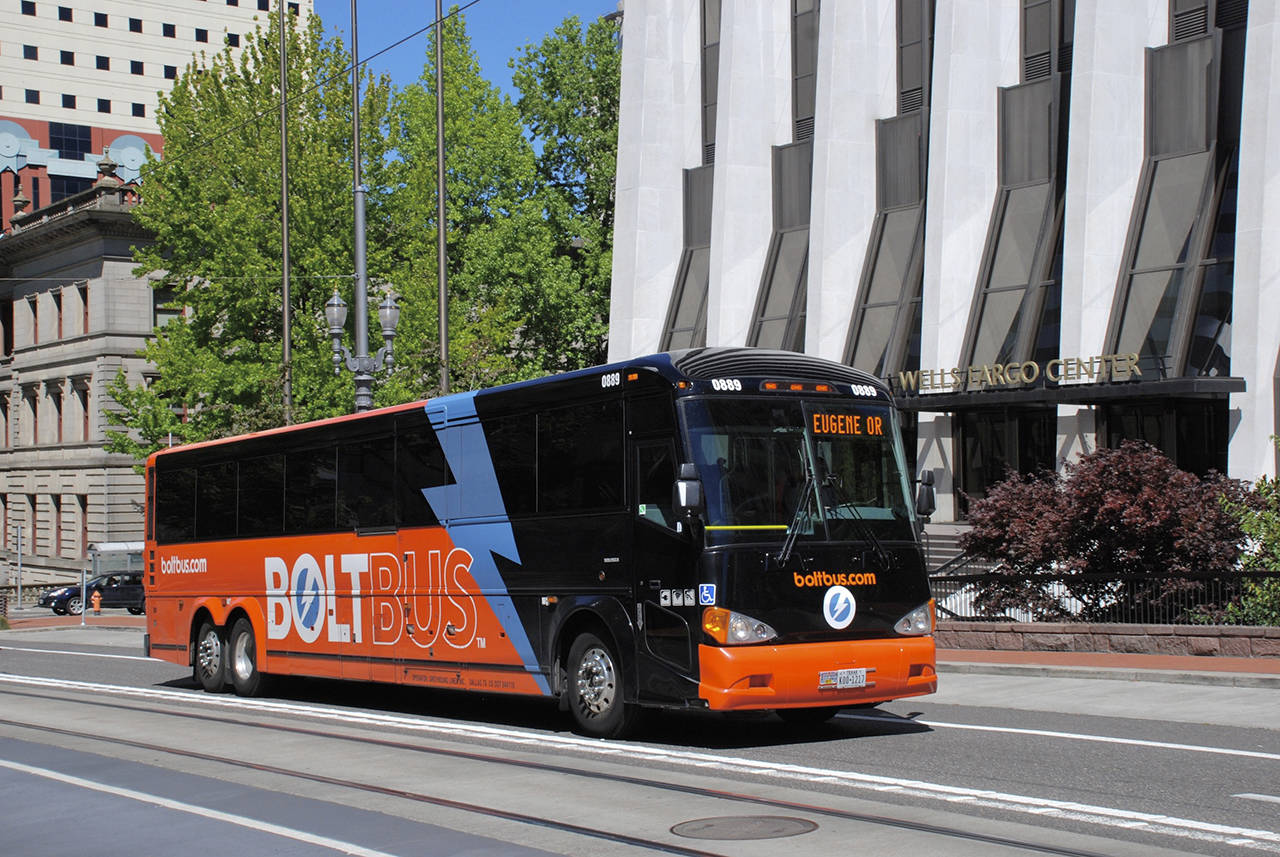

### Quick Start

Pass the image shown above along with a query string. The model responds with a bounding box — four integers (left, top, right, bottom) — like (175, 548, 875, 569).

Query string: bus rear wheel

(567, 632, 637, 739)
(228, 617, 268, 697)
(194, 620, 227, 693)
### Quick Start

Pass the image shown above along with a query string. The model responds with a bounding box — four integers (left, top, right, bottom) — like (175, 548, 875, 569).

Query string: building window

(791, 0, 820, 141)
(289, 2, 299, 14)
(162, 22, 175, 37)
(21, 0, 35, 14)
(258, 0, 269, 9)
(25, 89, 40, 104)
(662, 166, 714, 349)
(227, 0, 238, 5)
(848, 205, 922, 374)
(60, 49, 74, 65)
(98, 98, 110, 113)
(96, 55, 109, 70)
(79, 284, 89, 335)
(23, 45, 38, 60)
(50, 176, 92, 202)
(128, 16, 141, 32)
(50, 122, 92, 160)
(749, 142, 813, 351)
(61, 94, 75, 109)
(227, 33, 240, 47)
(700, 0, 721, 165)
(195, 28, 208, 43)
(94, 11, 106, 27)
(131, 60, 144, 75)
(164, 65, 177, 80)
(132, 102, 145, 117)
(57, 4, 70, 20)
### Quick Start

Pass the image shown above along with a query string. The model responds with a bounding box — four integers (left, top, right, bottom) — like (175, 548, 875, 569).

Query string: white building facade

(610, 0, 1274, 523)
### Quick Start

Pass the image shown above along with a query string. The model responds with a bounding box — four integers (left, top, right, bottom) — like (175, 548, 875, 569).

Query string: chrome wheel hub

(197, 632, 222, 678)
(575, 647, 617, 715)
(232, 633, 253, 682)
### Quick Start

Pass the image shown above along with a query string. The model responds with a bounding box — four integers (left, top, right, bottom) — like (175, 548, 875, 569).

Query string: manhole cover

(670, 815, 818, 840)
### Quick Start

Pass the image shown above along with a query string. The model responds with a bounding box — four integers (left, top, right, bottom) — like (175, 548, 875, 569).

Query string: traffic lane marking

(2, 673, 1279, 854)
(836, 711, 1280, 762)
(0, 757, 407, 857)
(1237, 794, 1280, 806)
(0, 645, 155, 662)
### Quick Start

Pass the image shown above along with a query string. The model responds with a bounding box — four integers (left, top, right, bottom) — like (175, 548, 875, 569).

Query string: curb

(937, 660, 1280, 689)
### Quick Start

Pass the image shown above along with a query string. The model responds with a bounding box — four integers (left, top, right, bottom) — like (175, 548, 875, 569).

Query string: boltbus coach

(144, 348, 938, 737)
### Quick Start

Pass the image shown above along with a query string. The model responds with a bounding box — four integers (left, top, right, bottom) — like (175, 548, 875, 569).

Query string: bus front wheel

(567, 632, 637, 739)
(194, 620, 227, 693)
(228, 617, 269, 697)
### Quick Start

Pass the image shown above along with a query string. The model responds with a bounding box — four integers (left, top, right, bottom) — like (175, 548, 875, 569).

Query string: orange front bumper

(698, 635, 937, 711)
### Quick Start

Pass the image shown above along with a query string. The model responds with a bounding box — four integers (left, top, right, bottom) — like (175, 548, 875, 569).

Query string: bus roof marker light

(789, 383, 804, 391)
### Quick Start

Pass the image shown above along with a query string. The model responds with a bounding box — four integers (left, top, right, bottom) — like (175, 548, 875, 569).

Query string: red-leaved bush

(958, 441, 1250, 620)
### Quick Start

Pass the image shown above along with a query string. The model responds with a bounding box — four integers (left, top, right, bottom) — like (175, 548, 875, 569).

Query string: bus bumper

(697, 636, 937, 711)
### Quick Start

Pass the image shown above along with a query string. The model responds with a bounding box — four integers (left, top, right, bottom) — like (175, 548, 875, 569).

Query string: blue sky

(312, 0, 619, 98)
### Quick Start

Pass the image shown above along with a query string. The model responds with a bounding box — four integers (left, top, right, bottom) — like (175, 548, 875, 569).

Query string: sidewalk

(938, 647, 1280, 688)
(2, 606, 145, 631)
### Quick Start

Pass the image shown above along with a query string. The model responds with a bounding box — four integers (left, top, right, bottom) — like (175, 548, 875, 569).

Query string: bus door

(632, 435, 699, 697)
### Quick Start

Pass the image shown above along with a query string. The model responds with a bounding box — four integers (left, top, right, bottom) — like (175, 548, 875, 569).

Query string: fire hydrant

(91, 590, 102, 615)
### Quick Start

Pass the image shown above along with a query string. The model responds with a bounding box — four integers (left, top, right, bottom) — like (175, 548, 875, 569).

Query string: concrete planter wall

(937, 621, 1280, 658)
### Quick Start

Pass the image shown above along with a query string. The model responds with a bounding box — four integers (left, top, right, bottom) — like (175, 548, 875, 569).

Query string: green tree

(106, 10, 398, 461)
(1224, 444, 1280, 625)
(512, 13, 621, 367)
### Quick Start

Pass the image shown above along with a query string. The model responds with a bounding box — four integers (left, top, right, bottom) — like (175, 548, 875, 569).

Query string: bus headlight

(894, 601, 935, 636)
(703, 607, 777, 645)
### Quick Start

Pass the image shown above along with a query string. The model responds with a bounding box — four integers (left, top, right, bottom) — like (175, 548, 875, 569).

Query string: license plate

(819, 668, 866, 690)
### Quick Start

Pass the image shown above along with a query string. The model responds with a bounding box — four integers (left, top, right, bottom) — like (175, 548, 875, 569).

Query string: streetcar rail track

(3, 674, 1277, 855)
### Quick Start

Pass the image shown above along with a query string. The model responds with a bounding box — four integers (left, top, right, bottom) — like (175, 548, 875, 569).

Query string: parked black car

(38, 573, 145, 616)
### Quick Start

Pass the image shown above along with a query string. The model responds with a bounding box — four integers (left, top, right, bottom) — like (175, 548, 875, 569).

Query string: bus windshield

(680, 397, 916, 543)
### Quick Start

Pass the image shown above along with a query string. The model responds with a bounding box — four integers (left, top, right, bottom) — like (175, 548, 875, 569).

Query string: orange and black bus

(144, 348, 937, 737)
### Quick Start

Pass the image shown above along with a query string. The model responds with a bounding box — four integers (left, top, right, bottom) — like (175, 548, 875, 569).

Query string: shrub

(959, 440, 1249, 621)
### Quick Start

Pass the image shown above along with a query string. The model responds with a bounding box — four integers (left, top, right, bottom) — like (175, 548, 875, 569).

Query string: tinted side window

(538, 400, 624, 514)
(630, 392, 676, 435)
(196, 461, 237, 540)
(286, 447, 336, 533)
(156, 464, 195, 543)
(337, 435, 395, 530)
(239, 453, 284, 538)
(487, 413, 536, 516)
(396, 414, 450, 526)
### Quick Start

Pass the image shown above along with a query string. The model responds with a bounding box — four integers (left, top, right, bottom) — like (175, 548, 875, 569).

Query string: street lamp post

(326, 288, 400, 411)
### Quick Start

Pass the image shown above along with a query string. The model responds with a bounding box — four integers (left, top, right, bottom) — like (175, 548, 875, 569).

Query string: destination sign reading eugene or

(811, 412, 884, 436)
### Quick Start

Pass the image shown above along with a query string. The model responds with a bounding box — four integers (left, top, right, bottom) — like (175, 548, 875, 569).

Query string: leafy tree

(511, 13, 621, 366)
(106, 10, 396, 461)
(959, 441, 1249, 621)
(1223, 444, 1280, 625)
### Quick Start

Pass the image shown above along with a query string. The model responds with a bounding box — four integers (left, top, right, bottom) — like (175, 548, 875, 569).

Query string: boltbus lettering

(265, 548, 478, 647)
(792, 570, 878, 588)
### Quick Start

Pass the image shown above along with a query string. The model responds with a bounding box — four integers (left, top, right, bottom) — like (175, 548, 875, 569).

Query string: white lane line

(0, 645, 154, 662)
(0, 757, 405, 857)
(3, 673, 1279, 853)
(837, 712, 1280, 763)
(1237, 794, 1280, 806)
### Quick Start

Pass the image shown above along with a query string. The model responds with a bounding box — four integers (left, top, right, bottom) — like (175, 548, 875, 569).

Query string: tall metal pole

(435, 0, 449, 394)
(351, 0, 373, 411)
(279, 0, 293, 424)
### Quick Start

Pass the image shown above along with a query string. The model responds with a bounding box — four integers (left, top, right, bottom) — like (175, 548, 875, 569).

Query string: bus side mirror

(915, 470, 936, 521)
(673, 463, 704, 518)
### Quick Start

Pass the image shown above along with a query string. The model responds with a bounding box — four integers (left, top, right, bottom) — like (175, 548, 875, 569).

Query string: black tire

(127, 605, 144, 615)
(52, 605, 67, 616)
(68, 596, 83, 616)
(227, 617, 269, 697)
(777, 706, 843, 727)
(566, 632, 637, 739)
(194, 620, 227, 693)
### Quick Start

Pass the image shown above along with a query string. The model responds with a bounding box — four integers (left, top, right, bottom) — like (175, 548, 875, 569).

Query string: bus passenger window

(396, 418, 450, 526)
(155, 465, 196, 543)
(538, 401, 623, 514)
(195, 461, 237, 540)
(635, 443, 677, 528)
(337, 436, 395, 530)
(285, 447, 337, 534)
(238, 453, 284, 537)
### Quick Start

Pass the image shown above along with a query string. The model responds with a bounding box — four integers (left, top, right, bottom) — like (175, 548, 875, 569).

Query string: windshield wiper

(774, 471, 815, 566)
(815, 463, 893, 571)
